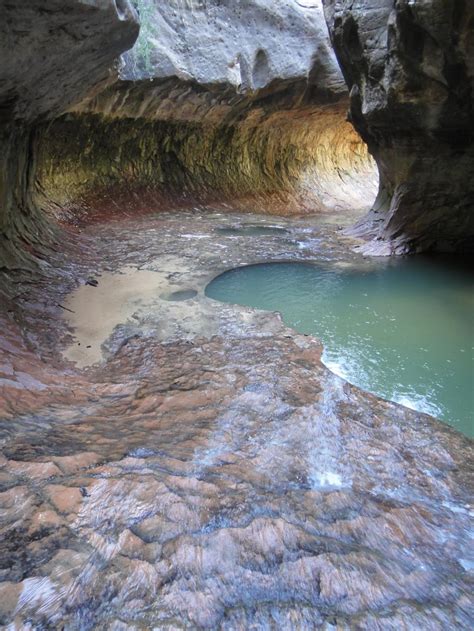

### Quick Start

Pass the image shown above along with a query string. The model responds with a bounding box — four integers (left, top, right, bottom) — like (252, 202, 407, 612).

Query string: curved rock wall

(33, 96, 374, 221)
(0, 0, 377, 268)
(2, 0, 473, 258)
(32, 1, 375, 224)
(0, 0, 139, 266)
(323, 0, 474, 253)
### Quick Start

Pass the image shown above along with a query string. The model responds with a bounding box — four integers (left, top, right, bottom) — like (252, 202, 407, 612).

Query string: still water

(206, 260, 474, 436)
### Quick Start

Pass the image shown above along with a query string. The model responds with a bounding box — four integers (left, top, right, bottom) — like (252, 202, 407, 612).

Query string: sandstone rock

(0, 0, 376, 263)
(52, 452, 101, 475)
(44, 485, 83, 515)
(43, 548, 90, 585)
(120, 0, 344, 93)
(0, 0, 139, 262)
(59, 1, 375, 218)
(0, 0, 139, 122)
(0, 581, 22, 622)
(0, 4, 472, 629)
(0, 209, 472, 626)
(28, 505, 63, 534)
(323, 0, 474, 253)
(7, 460, 61, 481)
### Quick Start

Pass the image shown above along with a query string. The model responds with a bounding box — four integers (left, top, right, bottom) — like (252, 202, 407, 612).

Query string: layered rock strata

(1, 0, 377, 268)
(35, 98, 373, 220)
(0, 0, 139, 266)
(323, 0, 474, 253)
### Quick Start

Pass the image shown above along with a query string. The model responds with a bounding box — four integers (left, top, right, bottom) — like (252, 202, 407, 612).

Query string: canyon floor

(0, 204, 472, 629)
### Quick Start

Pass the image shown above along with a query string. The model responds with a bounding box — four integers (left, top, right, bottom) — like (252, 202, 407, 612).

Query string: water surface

(206, 260, 474, 436)
(217, 225, 289, 236)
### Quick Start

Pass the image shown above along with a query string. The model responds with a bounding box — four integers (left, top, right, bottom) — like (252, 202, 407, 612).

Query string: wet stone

(0, 209, 472, 628)
(52, 451, 101, 475)
(0, 581, 22, 622)
(216, 225, 289, 236)
(44, 485, 83, 515)
(160, 289, 198, 301)
(6, 460, 61, 481)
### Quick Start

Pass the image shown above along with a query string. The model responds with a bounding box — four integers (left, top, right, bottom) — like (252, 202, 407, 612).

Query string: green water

(205, 260, 474, 436)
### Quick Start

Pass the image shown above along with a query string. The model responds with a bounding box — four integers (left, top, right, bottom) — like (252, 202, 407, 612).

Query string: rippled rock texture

(323, 0, 474, 253)
(0, 210, 473, 628)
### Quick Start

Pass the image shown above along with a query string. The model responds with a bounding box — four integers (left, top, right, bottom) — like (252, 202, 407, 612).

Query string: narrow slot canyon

(0, 1, 473, 629)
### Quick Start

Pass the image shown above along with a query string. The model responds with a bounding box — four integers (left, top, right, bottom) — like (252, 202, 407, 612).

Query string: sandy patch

(62, 267, 170, 367)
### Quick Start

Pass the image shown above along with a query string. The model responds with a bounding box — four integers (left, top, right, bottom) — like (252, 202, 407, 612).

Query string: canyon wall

(0, 0, 139, 266)
(35, 97, 373, 220)
(323, 0, 474, 253)
(0, 0, 376, 267)
(39, 0, 376, 220)
(3, 1, 472, 257)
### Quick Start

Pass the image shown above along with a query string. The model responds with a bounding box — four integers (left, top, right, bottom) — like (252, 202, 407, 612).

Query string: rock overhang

(322, 0, 474, 253)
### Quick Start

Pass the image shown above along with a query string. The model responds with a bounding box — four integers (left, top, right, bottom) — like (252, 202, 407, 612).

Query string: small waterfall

(304, 373, 351, 490)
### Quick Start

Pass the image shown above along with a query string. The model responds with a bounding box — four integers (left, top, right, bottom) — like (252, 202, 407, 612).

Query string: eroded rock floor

(0, 208, 473, 629)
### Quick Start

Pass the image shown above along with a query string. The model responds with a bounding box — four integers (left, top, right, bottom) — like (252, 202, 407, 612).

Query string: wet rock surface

(0, 1, 473, 627)
(0, 207, 472, 629)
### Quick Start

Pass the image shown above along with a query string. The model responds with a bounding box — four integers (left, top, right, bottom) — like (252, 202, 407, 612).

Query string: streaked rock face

(0, 0, 375, 259)
(34, 104, 375, 221)
(0, 0, 377, 268)
(70, 0, 375, 213)
(323, 0, 474, 253)
(0, 0, 139, 266)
